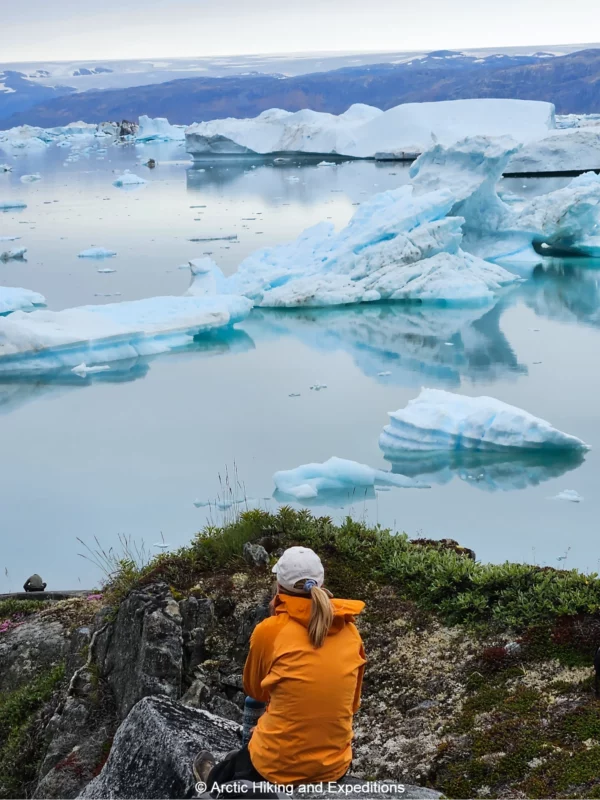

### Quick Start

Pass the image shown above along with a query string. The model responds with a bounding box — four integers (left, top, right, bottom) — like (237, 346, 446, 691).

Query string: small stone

(242, 542, 269, 568)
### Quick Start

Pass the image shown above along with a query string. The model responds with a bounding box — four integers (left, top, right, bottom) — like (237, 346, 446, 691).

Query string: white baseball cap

(271, 546, 325, 592)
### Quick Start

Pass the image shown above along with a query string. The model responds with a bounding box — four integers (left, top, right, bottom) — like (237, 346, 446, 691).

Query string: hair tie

(304, 579, 317, 592)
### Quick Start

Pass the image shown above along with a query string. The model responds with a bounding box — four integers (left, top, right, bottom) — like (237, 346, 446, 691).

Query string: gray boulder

(79, 696, 240, 799)
(0, 617, 68, 693)
(243, 542, 269, 568)
(79, 696, 441, 800)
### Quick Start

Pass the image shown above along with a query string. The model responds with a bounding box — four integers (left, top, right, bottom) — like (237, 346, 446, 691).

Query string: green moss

(0, 663, 65, 797)
(559, 706, 600, 741)
(101, 508, 600, 634)
(0, 599, 49, 621)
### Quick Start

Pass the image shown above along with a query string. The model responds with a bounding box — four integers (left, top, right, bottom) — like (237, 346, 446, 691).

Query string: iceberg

(0, 286, 45, 315)
(78, 247, 117, 258)
(215, 185, 520, 308)
(410, 137, 600, 262)
(0, 294, 252, 374)
(273, 456, 429, 501)
(506, 129, 600, 174)
(112, 171, 147, 188)
(379, 388, 590, 455)
(20, 173, 42, 183)
(185, 99, 554, 160)
(136, 116, 186, 142)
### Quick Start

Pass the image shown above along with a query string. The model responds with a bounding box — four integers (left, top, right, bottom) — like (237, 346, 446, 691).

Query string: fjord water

(1, 140, 598, 591)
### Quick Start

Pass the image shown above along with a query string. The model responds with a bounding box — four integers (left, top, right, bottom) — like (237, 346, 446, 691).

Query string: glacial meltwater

(1, 140, 599, 590)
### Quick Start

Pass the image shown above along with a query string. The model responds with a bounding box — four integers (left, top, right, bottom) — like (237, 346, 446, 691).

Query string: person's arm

(23, 580, 30, 592)
(352, 636, 367, 714)
(243, 617, 280, 703)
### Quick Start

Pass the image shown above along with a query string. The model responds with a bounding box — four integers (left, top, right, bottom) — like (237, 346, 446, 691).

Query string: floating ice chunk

(97, 268, 116, 274)
(78, 247, 117, 258)
(112, 171, 147, 187)
(0, 248, 27, 262)
(378, 371, 391, 376)
(219, 184, 519, 308)
(153, 542, 172, 550)
(0, 165, 12, 172)
(71, 363, 111, 376)
(310, 383, 327, 391)
(553, 489, 583, 502)
(273, 456, 429, 500)
(289, 392, 301, 397)
(0, 285, 45, 314)
(317, 161, 336, 166)
(379, 388, 590, 455)
(0, 236, 20, 242)
(0, 200, 27, 210)
(0, 294, 252, 374)
(20, 173, 42, 183)
(136, 116, 186, 142)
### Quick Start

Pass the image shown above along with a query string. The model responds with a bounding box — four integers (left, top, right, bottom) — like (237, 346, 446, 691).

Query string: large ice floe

(0, 286, 45, 315)
(0, 295, 251, 374)
(185, 99, 554, 160)
(273, 456, 429, 502)
(379, 388, 589, 455)
(506, 129, 600, 174)
(207, 185, 520, 308)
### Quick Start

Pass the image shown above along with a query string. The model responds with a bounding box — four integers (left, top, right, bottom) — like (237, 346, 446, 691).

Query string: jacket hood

(274, 593, 365, 633)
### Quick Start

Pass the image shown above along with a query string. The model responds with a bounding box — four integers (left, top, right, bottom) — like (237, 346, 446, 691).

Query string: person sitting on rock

(193, 546, 366, 796)
(23, 573, 47, 592)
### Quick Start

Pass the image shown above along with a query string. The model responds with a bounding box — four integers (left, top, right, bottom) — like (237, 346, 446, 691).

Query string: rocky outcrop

(80, 696, 441, 800)
(95, 583, 183, 719)
(0, 618, 68, 693)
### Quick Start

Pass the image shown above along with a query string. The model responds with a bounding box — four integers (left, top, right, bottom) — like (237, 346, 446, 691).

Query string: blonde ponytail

(290, 579, 334, 648)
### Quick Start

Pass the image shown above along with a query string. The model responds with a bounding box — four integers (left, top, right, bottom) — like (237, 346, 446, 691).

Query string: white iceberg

(0, 286, 45, 315)
(0, 200, 27, 210)
(78, 247, 117, 258)
(0, 164, 12, 172)
(379, 388, 590, 455)
(20, 173, 42, 183)
(0, 247, 27, 262)
(273, 456, 429, 501)
(112, 171, 147, 188)
(507, 129, 600, 174)
(136, 116, 186, 142)
(0, 294, 252, 374)
(213, 185, 519, 308)
(185, 99, 554, 160)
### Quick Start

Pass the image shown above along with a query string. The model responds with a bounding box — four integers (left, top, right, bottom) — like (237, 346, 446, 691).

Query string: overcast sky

(2, 0, 595, 63)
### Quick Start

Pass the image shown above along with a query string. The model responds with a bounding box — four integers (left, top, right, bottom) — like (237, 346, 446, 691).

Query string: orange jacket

(243, 593, 366, 785)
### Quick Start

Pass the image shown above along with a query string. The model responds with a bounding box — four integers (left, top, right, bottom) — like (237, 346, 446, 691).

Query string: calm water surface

(0, 139, 598, 589)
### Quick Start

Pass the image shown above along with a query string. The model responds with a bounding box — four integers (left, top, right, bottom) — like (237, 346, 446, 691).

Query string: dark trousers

(207, 745, 264, 784)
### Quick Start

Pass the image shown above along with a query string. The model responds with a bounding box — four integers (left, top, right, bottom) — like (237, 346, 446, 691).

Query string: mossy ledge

(3, 508, 600, 799)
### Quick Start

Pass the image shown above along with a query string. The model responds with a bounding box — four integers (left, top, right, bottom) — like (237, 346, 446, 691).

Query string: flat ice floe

(0, 294, 252, 374)
(213, 185, 520, 308)
(78, 247, 117, 258)
(0, 248, 27, 262)
(379, 388, 590, 455)
(185, 99, 554, 160)
(273, 456, 429, 500)
(0, 286, 45, 315)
